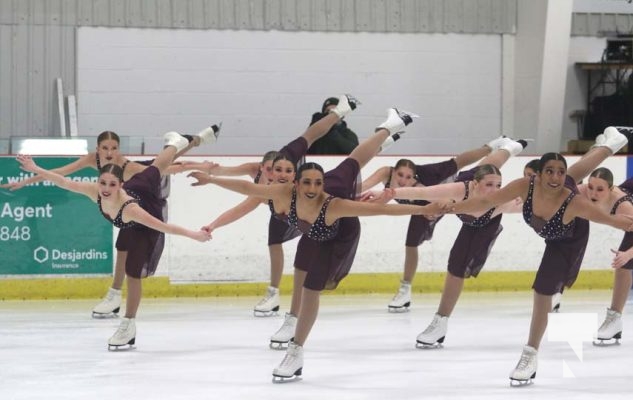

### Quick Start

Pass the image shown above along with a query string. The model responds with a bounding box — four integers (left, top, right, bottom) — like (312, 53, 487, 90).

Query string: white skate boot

(378, 131, 405, 153)
(551, 292, 562, 313)
(499, 137, 528, 157)
(195, 123, 222, 144)
(330, 94, 360, 118)
(486, 135, 508, 151)
(272, 341, 303, 383)
(254, 286, 280, 317)
(377, 108, 418, 135)
(593, 308, 622, 346)
(108, 317, 136, 351)
(509, 345, 537, 386)
(270, 312, 297, 349)
(163, 131, 190, 152)
(416, 313, 448, 349)
(387, 280, 411, 312)
(92, 287, 122, 318)
(598, 126, 628, 154)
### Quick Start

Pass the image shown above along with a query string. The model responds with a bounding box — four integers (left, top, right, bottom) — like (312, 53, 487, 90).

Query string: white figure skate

(416, 313, 448, 349)
(269, 312, 297, 350)
(387, 280, 411, 313)
(163, 131, 190, 152)
(593, 308, 622, 346)
(195, 123, 222, 144)
(254, 286, 280, 317)
(272, 341, 303, 383)
(108, 317, 136, 351)
(92, 287, 122, 318)
(330, 94, 360, 118)
(509, 345, 537, 386)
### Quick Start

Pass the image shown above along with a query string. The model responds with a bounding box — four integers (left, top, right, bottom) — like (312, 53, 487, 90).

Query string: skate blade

(269, 341, 290, 350)
(107, 343, 135, 352)
(254, 310, 279, 317)
(387, 306, 410, 313)
(510, 378, 534, 387)
(92, 311, 120, 319)
(415, 341, 443, 350)
(592, 338, 621, 347)
(272, 375, 302, 384)
(272, 368, 303, 384)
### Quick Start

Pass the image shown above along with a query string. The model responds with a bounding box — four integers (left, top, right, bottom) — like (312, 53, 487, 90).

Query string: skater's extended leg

(437, 272, 464, 317)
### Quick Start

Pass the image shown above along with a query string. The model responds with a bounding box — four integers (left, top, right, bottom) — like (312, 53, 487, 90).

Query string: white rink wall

(140, 155, 629, 282)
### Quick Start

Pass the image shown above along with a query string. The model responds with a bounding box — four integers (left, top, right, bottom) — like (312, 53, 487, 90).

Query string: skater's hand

(188, 171, 213, 186)
(359, 189, 392, 203)
(16, 154, 40, 174)
(202, 224, 215, 234)
(0, 180, 27, 191)
(190, 229, 212, 242)
(611, 248, 633, 269)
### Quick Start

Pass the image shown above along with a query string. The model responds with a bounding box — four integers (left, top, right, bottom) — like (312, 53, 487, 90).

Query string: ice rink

(1, 290, 632, 400)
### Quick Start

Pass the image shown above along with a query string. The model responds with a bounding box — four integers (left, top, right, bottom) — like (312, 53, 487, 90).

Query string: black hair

(321, 97, 339, 114)
(524, 159, 540, 173)
(272, 154, 297, 172)
(97, 131, 120, 145)
(539, 152, 567, 170)
(297, 162, 325, 180)
(99, 163, 124, 182)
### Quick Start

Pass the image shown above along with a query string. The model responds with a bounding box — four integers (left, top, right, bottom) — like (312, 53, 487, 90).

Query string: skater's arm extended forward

(123, 203, 211, 242)
(325, 198, 448, 223)
(16, 155, 98, 200)
(393, 182, 464, 202)
(2, 154, 93, 191)
(204, 196, 262, 232)
(188, 172, 288, 201)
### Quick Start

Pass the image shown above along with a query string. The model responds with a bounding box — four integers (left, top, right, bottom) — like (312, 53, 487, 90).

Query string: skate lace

(256, 291, 275, 307)
(392, 287, 408, 301)
(422, 316, 440, 335)
(516, 352, 533, 370)
(278, 352, 297, 370)
(599, 313, 617, 331)
(112, 322, 131, 340)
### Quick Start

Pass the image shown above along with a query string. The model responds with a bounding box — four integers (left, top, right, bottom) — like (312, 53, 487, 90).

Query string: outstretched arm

(203, 196, 262, 232)
(2, 154, 93, 191)
(124, 203, 211, 242)
(568, 196, 633, 231)
(326, 197, 448, 222)
(359, 166, 390, 192)
(449, 177, 528, 215)
(188, 172, 288, 201)
(15, 155, 98, 200)
(394, 182, 465, 202)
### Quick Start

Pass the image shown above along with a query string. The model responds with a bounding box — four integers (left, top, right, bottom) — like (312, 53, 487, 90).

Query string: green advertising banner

(0, 157, 113, 276)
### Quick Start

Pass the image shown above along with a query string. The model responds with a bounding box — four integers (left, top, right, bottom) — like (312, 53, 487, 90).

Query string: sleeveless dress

(446, 166, 503, 278)
(291, 158, 362, 291)
(266, 137, 306, 246)
(523, 175, 590, 295)
(98, 154, 169, 278)
(387, 158, 458, 247)
(99, 166, 165, 278)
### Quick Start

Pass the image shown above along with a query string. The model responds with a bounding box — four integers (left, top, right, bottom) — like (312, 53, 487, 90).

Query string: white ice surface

(1, 290, 632, 399)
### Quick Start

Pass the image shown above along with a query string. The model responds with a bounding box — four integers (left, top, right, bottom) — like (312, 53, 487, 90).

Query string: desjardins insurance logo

(33, 246, 108, 263)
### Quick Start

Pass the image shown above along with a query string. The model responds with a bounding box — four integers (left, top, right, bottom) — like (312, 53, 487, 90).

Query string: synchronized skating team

(3, 95, 632, 386)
